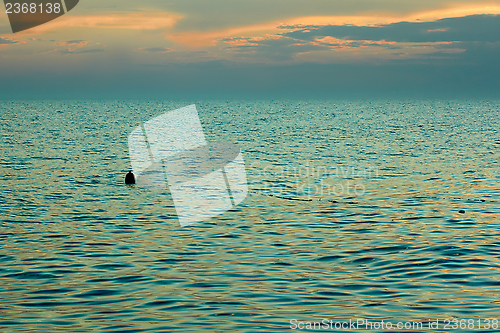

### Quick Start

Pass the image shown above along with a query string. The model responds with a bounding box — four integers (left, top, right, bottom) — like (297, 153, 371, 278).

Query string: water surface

(1, 100, 500, 332)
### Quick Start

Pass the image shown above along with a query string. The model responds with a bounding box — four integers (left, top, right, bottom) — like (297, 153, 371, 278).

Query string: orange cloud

(223, 35, 282, 47)
(407, 5, 500, 22)
(55, 39, 105, 53)
(312, 36, 398, 50)
(168, 5, 500, 47)
(57, 40, 88, 47)
(170, 22, 281, 48)
(293, 41, 464, 64)
(11, 12, 183, 35)
(0, 37, 24, 49)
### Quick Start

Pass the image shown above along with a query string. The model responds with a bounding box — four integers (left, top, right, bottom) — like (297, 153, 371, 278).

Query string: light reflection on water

(1, 100, 500, 332)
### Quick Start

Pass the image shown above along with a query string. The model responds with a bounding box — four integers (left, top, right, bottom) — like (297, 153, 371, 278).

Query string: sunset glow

(0, 0, 499, 97)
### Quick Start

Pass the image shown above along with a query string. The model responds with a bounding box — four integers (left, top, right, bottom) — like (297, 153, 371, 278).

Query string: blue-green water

(1, 100, 500, 332)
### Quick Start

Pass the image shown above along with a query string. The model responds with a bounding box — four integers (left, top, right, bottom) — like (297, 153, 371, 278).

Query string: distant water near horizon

(1, 99, 500, 332)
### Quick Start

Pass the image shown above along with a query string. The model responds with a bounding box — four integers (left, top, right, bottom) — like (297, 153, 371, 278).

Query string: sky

(1, 0, 500, 99)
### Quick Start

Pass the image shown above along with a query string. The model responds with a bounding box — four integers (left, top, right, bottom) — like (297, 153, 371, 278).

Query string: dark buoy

(458, 210, 465, 214)
(125, 171, 136, 185)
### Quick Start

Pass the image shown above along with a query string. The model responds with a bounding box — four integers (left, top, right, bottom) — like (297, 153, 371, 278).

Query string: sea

(1, 100, 500, 332)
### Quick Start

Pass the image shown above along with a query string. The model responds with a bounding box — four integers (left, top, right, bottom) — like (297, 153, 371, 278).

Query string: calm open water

(1, 100, 500, 332)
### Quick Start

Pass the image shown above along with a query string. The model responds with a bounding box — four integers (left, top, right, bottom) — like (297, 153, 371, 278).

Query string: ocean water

(1, 99, 500, 332)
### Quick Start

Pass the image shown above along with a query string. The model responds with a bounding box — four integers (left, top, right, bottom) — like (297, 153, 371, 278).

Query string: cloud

(65, 40, 86, 44)
(220, 35, 329, 61)
(188, 13, 495, 64)
(139, 47, 171, 53)
(163, 0, 500, 32)
(167, 6, 500, 47)
(60, 48, 105, 54)
(0, 37, 18, 44)
(55, 39, 105, 54)
(12, 12, 183, 35)
(284, 14, 500, 43)
(1, 2, 499, 99)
